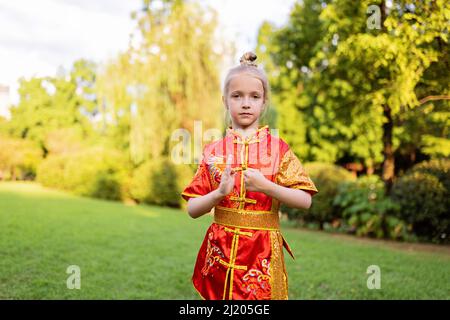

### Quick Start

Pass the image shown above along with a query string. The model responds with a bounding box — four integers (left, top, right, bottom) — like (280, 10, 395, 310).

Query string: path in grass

(0, 182, 448, 299)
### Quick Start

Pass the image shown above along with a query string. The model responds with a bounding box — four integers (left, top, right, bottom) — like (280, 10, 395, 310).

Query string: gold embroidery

(214, 207, 280, 231)
(276, 149, 318, 194)
(201, 234, 225, 276)
(226, 125, 269, 141)
(242, 258, 271, 299)
(206, 155, 226, 187)
(215, 205, 276, 215)
(271, 198, 280, 214)
(270, 231, 288, 300)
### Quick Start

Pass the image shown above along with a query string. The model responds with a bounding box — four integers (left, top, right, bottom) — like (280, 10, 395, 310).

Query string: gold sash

(213, 206, 280, 231)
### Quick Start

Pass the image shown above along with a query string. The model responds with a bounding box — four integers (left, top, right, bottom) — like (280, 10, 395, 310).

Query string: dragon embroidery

(242, 258, 271, 299)
(206, 155, 226, 186)
(201, 232, 225, 276)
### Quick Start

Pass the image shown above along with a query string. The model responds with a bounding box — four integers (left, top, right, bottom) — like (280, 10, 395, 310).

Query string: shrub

(176, 163, 197, 210)
(37, 147, 129, 201)
(281, 162, 355, 229)
(391, 167, 449, 243)
(152, 158, 179, 207)
(129, 160, 155, 204)
(130, 157, 193, 208)
(410, 158, 450, 198)
(36, 154, 68, 189)
(333, 175, 409, 240)
(0, 136, 43, 180)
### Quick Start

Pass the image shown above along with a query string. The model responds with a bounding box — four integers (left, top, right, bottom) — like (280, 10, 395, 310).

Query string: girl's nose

(242, 97, 251, 107)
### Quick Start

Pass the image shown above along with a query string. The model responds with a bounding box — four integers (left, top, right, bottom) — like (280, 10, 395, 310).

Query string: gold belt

(213, 206, 280, 231)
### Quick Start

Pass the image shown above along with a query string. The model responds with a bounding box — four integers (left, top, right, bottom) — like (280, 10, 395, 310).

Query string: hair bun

(239, 52, 258, 67)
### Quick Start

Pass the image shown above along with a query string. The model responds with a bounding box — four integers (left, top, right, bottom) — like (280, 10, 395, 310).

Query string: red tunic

(181, 125, 319, 300)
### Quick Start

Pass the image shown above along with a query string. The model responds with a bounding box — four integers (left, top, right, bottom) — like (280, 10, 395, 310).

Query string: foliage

(282, 162, 355, 229)
(391, 159, 450, 243)
(333, 175, 409, 240)
(256, 0, 450, 178)
(97, 0, 225, 165)
(37, 147, 129, 201)
(410, 158, 450, 192)
(0, 0, 448, 247)
(130, 157, 193, 208)
(5, 60, 97, 156)
(0, 135, 42, 180)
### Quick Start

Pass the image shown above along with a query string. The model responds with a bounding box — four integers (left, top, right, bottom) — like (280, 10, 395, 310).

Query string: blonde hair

(223, 52, 271, 126)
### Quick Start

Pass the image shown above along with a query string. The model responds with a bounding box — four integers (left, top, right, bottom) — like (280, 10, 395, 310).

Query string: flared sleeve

(181, 149, 214, 201)
(275, 148, 319, 196)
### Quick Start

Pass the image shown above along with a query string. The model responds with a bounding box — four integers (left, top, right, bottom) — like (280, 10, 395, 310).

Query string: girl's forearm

(187, 189, 225, 219)
(262, 181, 312, 209)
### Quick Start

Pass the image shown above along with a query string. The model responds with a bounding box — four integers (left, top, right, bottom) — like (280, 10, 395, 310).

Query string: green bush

(333, 175, 409, 240)
(37, 147, 129, 201)
(36, 154, 68, 189)
(176, 163, 197, 210)
(410, 158, 450, 196)
(0, 136, 43, 180)
(391, 166, 449, 243)
(130, 157, 193, 208)
(281, 162, 355, 229)
(129, 160, 155, 204)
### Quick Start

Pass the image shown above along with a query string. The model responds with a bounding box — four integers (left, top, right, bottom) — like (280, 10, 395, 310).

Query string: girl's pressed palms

(217, 155, 236, 197)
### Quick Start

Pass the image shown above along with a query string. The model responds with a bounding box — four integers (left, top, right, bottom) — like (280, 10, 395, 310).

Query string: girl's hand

(218, 154, 236, 197)
(244, 168, 271, 193)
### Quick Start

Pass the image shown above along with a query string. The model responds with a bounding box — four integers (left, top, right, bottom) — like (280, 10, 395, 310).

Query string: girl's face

(223, 73, 265, 130)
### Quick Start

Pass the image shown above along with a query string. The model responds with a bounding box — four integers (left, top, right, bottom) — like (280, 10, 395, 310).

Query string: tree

(6, 59, 97, 156)
(257, 0, 449, 193)
(97, 0, 224, 165)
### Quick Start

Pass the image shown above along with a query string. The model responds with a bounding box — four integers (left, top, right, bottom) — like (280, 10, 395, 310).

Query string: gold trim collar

(226, 125, 269, 141)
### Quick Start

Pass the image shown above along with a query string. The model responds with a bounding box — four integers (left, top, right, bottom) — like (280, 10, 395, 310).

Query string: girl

(181, 52, 319, 300)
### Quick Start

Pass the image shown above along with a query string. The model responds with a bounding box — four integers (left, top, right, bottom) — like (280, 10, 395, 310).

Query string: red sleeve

(181, 148, 213, 201)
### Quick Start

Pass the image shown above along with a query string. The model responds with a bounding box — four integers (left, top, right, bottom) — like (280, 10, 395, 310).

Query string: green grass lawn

(0, 182, 449, 299)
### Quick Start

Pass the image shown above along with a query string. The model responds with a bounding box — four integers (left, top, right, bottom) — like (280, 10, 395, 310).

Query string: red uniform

(181, 125, 319, 300)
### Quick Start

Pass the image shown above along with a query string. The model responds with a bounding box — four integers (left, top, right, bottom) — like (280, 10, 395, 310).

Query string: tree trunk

(380, 2, 395, 195)
(382, 104, 394, 195)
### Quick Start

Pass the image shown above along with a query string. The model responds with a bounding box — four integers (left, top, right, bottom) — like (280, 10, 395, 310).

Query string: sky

(0, 0, 297, 107)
